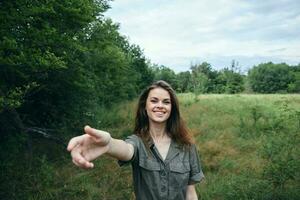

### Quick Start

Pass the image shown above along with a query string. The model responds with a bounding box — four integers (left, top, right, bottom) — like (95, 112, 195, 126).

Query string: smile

(153, 110, 166, 115)
(153, 110, 166, 113)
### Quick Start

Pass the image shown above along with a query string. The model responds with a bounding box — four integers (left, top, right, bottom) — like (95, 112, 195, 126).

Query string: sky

(105, 0, 300, 73)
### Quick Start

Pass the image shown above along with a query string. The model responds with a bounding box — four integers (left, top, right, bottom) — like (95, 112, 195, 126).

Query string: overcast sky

(105, 0, 300, 73)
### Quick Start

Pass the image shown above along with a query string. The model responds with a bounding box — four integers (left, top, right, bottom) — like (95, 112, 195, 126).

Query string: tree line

(153, 61, 300, 95)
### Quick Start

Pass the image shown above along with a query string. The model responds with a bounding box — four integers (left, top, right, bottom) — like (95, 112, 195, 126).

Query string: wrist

(106, 133, 113, 152)
(103, 131, 111, 145)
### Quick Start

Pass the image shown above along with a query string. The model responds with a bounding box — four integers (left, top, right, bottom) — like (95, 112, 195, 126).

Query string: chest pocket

(138, 157, 161, 188)
(169, 161, 190, 189)
(139, 158, 160, 170)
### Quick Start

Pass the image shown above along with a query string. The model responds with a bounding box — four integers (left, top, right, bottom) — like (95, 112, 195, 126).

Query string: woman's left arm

(185, 184, 198, 200)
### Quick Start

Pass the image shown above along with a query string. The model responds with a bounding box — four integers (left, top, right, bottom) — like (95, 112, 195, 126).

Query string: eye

(150, 99, 158, 103)
(163, 100, 171, 104)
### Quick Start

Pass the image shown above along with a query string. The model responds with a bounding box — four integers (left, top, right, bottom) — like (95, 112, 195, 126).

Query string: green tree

(287, 64, 300, 93)
(84, 19, 137, 104)
(190, 62, 218, 93)
(176, 71, 191, 93)
(0, 0, 111, 131)
(152, 65, 178, 90)
(127, 45, 154, 91)
(191, 71, 209, 96)
(248, 62, 294, 93)
(216, 68, 244, 94)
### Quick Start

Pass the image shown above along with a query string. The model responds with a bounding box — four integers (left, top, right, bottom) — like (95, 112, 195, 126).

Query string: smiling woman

(67, 80, 205, 200)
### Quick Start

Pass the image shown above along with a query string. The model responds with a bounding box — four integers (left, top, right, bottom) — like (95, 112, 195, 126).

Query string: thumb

(84, 125, 110, 143)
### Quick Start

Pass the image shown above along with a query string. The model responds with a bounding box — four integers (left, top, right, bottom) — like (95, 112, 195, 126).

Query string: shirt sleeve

(118, 134, 139, 167)
(188, 144, 205, 185)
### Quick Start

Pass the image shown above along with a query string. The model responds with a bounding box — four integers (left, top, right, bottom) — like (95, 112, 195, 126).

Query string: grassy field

(2, 94, 299, 200)
(179, 94, 299, 199)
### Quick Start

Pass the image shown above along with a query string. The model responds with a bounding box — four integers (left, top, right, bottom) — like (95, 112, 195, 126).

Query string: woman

(67, 80, 204, 200)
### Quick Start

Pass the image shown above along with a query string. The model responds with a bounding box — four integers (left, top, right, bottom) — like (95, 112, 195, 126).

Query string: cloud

(106, 0, 300, 72)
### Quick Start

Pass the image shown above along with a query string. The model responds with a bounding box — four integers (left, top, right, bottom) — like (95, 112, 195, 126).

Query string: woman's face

(146, 87, 172, 124)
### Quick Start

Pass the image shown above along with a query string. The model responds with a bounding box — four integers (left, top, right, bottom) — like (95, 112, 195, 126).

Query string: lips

(152, 110, 167, 118)
(153, 110, 166, 114)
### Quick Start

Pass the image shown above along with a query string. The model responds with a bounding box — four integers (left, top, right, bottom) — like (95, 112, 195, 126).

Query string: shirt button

(161, 185, 166, 192)
(161, 171, 166, 177)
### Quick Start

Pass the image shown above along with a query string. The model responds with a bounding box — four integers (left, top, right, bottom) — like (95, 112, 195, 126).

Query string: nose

(156, 101, 164, 108)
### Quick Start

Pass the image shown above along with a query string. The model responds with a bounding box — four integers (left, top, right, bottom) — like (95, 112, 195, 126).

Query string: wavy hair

(134, 80, 194, 147)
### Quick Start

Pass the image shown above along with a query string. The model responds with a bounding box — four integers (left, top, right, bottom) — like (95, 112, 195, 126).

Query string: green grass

(1, 94, 299, 200)
(180, 94, 300, 200)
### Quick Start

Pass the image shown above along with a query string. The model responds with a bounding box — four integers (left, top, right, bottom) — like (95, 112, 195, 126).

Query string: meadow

(2, 94, 299, 200)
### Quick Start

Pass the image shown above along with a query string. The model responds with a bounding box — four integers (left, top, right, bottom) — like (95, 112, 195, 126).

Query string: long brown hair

(134, 80, 194, 146)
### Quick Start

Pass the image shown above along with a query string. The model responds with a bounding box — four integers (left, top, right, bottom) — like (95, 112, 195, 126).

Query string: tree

(152, 65, 178, 90)
(190, 62, 218, 93)
(191, 72, 209, 96)
(0, 0, 111, 133)
(287, 64, 300, 93)
(216, 68, 244, 94)
(126, 45, 154, 91)
(248, 62, 294, 93)
(176, 71, 191, 93)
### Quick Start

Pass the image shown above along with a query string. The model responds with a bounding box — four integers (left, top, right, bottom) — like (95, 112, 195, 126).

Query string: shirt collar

(165, 139, 181, 162)
(148, 137, 181, 163)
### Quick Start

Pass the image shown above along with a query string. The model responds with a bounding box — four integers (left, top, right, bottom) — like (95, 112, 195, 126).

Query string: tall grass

(182, 94, 300, 200)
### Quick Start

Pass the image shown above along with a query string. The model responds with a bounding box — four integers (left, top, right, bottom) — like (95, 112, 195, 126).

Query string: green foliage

(248, 62, 295, 93)
(186, 61, 245, 95)
(151, 61, 245, 94)
(191, 71, 209, 95)
(258, 100, 300, 195)
(287, 65, 300, 93)
(0, 82, 38, 111)
(190, 62, 216, 94)
(151, 61, 298, 95)
(0, 0, 153, 132)
(152, 64, 178, 90)
(261, 132, 299, 188)
(216, 68, 244, 94)
(219, 173, 273, 200)
(1, 0, 104, 131)
(0, 1, 154, 199)
(176, 71, 191, 93)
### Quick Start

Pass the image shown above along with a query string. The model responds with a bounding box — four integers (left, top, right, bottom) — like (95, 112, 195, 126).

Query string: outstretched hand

(67, 125, 111, 169)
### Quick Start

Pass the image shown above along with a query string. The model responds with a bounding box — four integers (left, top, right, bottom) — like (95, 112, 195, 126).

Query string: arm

(67, 125, 134, 169)
(185, 185, 198, 200)
(107, 137, 134, 161)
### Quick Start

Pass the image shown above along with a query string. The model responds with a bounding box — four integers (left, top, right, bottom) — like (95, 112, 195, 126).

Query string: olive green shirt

(119, 135, 205, 200)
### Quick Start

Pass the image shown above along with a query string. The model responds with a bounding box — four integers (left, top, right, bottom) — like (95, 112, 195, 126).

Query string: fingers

(67, 125, 109, 169)
(84, 125, 101, 140)
(67, 137, 79, 152)
(72, 157, 94, 169)
(84, 125, 110, 144)
(67, 126, 92, 151)
(67, 135, 83, 152)
(71, 147, 94, 169)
